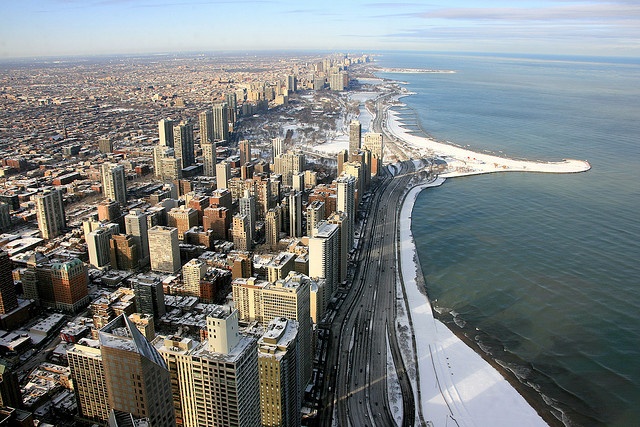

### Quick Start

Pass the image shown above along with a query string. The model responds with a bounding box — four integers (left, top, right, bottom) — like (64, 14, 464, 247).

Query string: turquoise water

(377, 52, 640, 426)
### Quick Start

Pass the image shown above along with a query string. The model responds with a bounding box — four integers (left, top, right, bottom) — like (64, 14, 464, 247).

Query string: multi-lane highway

(318, 159, 418, 427)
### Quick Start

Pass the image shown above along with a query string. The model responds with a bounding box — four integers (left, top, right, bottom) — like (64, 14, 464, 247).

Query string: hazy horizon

(1, 0, 639, 59)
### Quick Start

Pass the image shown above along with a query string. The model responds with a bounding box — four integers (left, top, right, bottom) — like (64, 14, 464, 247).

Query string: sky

(1, 0, 639, 58)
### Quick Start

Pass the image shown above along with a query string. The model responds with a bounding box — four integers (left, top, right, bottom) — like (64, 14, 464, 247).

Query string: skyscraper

(226, 92, 238, 124)
(201, 141, 216, 177)
(148, 226, 181, 274)
(35, 189, 66, 240)
(273, 152, 305, 187)
(99, 137, 113, 154)
(182, 259, 206, 297)
(212, 102, 229, 142)
(349, 120, 361, 156)
(173, 122, 195, 169)
(167, 206, 198, 240)
(86, 223, 119, 269)
(232, 214, 251, 251)
(124, 209, 149, 266)
(265, 208, 280, 250)
(51, 258, 89, 313)
(158, 118, 175, 147)
(131, 276, 166, 320)
(101, 163, 127, 206)
(309, 221, 340, 310)
(156, 307, 260, 427)
(306, 200, 325, 237)
(99, 314, 175, 426)
(0, 251, 17, 315)
(337, 175, 356, 250)
(239, 139, 251, 165)
(289, 191, 303, 238)
(362, 132, 384, 175)
(272, 137, 285, 160)
(258, 317, 300, 427)
(216, 161, 231, 190)
(109, 234, 140, 271)
(67, 341, 110, 423)
(198, 110, 214, 144)
(239, 190, 256, 244)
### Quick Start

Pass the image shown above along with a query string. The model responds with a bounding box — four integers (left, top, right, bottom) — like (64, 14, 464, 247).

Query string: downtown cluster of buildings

(0, 52, 379, 426)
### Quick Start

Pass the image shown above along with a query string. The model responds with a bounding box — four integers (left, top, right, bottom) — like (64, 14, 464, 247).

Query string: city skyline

(1, 0, 639, 59)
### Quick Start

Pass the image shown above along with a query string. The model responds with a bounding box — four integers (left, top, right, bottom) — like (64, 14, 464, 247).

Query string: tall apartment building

(201, 141, 216, 177)
(349, 120, 361, 156)
(173, 122, 195, 169)
(232, 272, 313, 385)
(239, 190, 256, 244)
(265, 208, 280, 250)
(87, 223, 119, 269)
(327, 211, 349, 285)
(308, 221, 340, 310)
(273, 152, 305, 187)
(109, 234, 140, 271)
(226, 92, 238, 124)
(216, 161, 231, 190)
(289, 191, 303, 238)
(51, 258, 89, 313)
(337, 175, 356, 250)
(131, 276, 166, 320)
(99, 314, 175, 426)
(198, 110, 214, 144)
(35, 189, 66, 240)
(362, 132, 384, 175)
(154, 145, 182, 180)
(182, 259, 206, 297)
(67, 341, 110, 423)
(98, 137, 113, 154)
(167, 206, 198, 240)
(0, 251, 17, 315)
(258, 317, 301, 427)
(203, 206, 230, 241)
(212, 102, 229, 142)
(239, 139, 252, 165)
(272, 137, 284, 160)
(101, 163, 127, 206)
(148, 226, 181, 274)
(124, 209, 149, 266)
(156, 307, 260, 427)
(306, 200, 325, 237)
(158, 118, 175, 147)
(232, 214, 251, 251)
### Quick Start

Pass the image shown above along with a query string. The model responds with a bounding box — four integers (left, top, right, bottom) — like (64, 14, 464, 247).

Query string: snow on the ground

(386, 325, 403, 426)
(386, 104, 591, 174)
(397, 179, 548, 427)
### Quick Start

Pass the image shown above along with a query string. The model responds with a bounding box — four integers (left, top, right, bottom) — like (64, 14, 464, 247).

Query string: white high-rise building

(363, 132, 384, 175)
(309, 221, 340, 310)
(272, 137, 285, 160)
(306, 200, 325, 237)
(125, 209, 149, 266)
(337, 175, 356, 249)
(35, 189, 66, 240)
(201, 141, 216, 177)
(101, 163, 127, 206)
(239, 190, 256, 244)
(216, 161, 231, 190)
(182, 258, 206, 297)
(199, 110, 214, 144)
(232, 214, 251, 251)
(86, 223, 119, 269)
(156, 306, 260, 427)
(158, 118, 175, 147)
(212, 102, 230, 142)
(148, 226, 181, 274)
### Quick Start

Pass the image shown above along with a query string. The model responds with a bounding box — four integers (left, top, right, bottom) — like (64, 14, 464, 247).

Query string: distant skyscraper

(226, 92, 238, 124)
(99, 314, 175, 426)
(86, 223, 119, 269)
(101, 163, 127, 206)
(148, 226, 181, 274)
(173, 122, 195, 169)
(201, 141, 216, 177)
(306, 200, 325, 237)
(258, 317, 300, 427)
(232, 214, 251, 251)
(289, 191, 303, 238)
(349, 120, 361, 156)
(158, 118, 175, 147)
(125, 209, 149, 266)
(51, 258, 89, 313)
(36, 189, 66, 239)
(99, 137, 113, 154)
(239, 190, 256, 244)
(272, 137, 285, 160)
(327, 211, 349, 285)
(216, 160, 231, 190)
(198, 110, 214, 144)
(363, 132, 384, 175)
(239, 139, 251, 165)
(337, 175, 356, 250)
(265, 208, 280, 250)
(0, 250, 17, 315)
(212, 102, 229, 142)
